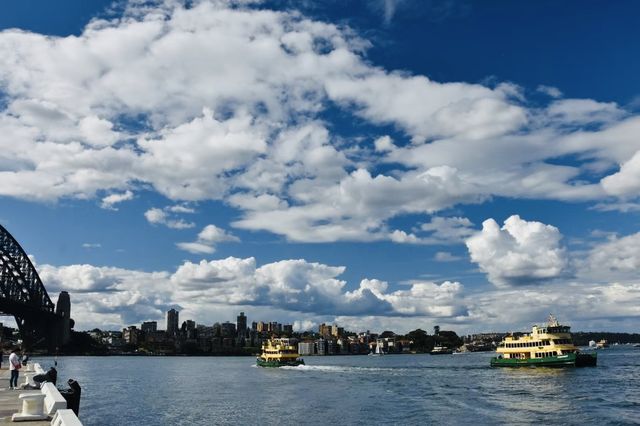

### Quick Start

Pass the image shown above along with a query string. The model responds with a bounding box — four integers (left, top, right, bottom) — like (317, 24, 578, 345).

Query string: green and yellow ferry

(257, 338, 305, 368)
(490, 315, 597, 367)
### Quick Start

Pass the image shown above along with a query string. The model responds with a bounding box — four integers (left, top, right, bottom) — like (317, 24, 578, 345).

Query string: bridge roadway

(0, 367, 50, 424)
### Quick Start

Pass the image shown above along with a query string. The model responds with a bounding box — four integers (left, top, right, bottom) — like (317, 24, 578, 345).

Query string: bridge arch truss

(0, 224, 66, 350)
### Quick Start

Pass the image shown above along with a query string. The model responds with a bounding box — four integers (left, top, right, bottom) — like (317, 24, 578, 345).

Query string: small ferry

(430, 345, 453, 355)
(256, 338, 305, 367)
(595, 339, 609, 349)
(490, 315, 597, 367)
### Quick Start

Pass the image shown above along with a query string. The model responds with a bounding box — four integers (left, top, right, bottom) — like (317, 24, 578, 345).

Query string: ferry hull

(256, 358, 305, 368)
(575, 352, 597, 367)
(490, 352, 597, 368)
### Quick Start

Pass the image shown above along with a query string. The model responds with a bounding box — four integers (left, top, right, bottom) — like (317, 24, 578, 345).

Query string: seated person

(33, 367, 57, 386)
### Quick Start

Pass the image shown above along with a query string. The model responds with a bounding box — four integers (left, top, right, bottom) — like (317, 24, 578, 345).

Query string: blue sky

(1, 0, 640, 333)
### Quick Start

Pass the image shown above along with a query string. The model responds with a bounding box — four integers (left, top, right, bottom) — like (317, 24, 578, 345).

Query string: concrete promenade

(0, 367, 49, 424)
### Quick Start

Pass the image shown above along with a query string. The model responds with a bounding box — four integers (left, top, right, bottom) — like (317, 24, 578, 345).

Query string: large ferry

(256, 338, 305, 367)
(490, 315, 597, 367)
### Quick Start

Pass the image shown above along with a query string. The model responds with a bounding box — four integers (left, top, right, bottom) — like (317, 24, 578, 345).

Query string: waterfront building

(257, 321, 266, 333)
(213, 322, 222, 337)
(105, 335, 124, 350)
(123, 325, 142, 345)
(167, 309, 180, 336)
(358, 331, 372, 345)
(211, 337, 222, 350)
(316, 338, 327, 355)
(397, 339, 413, 353)
(143, 331, 174, 353)
(237, 312, 247, 338)
(182, 320, 196, 339)
(326, 338, 338, 355)
(348, 341, 365, 354)
(380, 337, 397, 353)
(196, 325, 215, 347)
(298, 341, 315, 355)
(141, 321, 157, 334)
(145, 330, 168, 342)
(198, 337, 212, 353)
(251, 332, 263, 348)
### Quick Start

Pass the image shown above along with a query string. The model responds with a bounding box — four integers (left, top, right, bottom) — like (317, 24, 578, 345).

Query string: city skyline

(1, 1, 640, 334)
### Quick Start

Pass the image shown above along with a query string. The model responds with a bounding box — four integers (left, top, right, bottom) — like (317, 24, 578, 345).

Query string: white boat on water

(369, 344, 385, 356)
(430, 345, 453, 355)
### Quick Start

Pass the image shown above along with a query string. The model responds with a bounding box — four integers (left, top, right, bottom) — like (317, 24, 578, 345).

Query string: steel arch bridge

(0, 224, 70, 351)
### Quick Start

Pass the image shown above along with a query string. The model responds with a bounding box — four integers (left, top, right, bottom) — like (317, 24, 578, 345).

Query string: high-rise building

(221, 321, 236, 337)
(271, 322, 282, 334)
(319, 323, 331, 338)
(141, 321, 157, 334)
(167, 309, 179, 336)
(237, 312, 247, 338)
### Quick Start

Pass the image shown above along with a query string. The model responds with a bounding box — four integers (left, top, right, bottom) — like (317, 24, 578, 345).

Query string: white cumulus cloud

(177, 224, 240, 254)
(144, 206, 195, 229)
(466, 215, 569, 287)
(100, 190, 134, 210)
(601, 150, 640, 198)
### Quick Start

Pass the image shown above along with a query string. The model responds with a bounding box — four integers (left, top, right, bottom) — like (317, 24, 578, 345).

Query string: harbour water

(35, 347, 639, 425)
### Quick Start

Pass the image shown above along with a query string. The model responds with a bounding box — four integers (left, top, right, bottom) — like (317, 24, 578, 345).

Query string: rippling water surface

(36, 347, 639, 425)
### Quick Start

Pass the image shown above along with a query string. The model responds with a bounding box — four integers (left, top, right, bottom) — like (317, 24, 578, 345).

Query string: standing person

(8, 348, 21, 390)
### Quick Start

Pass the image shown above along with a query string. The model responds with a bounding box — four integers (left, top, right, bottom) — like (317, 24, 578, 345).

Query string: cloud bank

(38, 246, 640, 333)
(0, 0, 638, 243)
